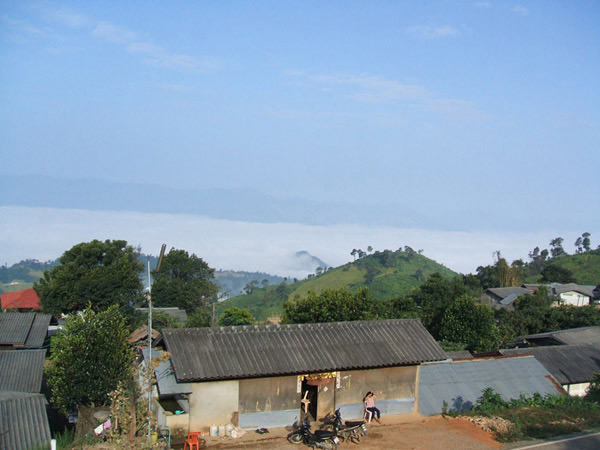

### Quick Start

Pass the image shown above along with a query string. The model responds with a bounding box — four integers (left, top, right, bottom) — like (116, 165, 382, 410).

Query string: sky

(1, 1, 599, 275)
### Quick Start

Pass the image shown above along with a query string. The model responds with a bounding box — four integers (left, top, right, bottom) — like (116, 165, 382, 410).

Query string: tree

(186, 308, 212, 328)
(550, 237, 566, 258)
(582, 232, 592, 252)
(46, 305, 134, 415)
(412, 273, 472, 339)
(150, 248, 219, 313)
(35, 239, 144, 316)
(282, 287, 381, 324)
(540, 264, 576, 283)
(218, 307, 255, 326)
(439, 295, 499, 352)
(244, 280, 259, 295)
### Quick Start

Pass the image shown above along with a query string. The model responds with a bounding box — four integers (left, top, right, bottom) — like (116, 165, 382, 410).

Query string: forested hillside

(217, 247, 458, 320)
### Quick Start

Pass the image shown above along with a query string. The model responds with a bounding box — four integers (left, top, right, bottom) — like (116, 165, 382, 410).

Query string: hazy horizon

(1, 206, 593, 279)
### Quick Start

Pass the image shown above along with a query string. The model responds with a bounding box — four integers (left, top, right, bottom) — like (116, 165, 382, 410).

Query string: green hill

(218, 248, 458, 321)
(524, 249, 600, 285)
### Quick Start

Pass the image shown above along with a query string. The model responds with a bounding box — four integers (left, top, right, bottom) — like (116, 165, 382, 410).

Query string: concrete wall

(335, 366, 418, 419)
(238, 375, 299, 428)
(186, 365, 419, 429)
(189, 380, 239, 431)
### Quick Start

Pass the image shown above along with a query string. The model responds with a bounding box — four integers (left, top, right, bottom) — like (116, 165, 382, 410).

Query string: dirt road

(203, 415, 502, 449)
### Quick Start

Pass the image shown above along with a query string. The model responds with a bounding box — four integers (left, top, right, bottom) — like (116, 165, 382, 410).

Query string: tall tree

(439, 295, 499, 352)
(35, 239, 144, 316)
(549, 237, 566, 258)
(151, 248, 219, 313)
(46, 305, 134, 415)
(541, 264, 576, 283)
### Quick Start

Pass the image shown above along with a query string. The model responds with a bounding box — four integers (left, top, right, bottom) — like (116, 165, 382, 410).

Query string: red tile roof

(1, 289, 41, 311)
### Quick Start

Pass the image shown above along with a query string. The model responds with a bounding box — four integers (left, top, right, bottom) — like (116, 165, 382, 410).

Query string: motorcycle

(322, 409, 368, 444)
(287, 417, 340, 449)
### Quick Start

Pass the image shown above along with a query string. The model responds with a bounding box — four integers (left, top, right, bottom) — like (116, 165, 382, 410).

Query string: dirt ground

(197, 414, 502, 450)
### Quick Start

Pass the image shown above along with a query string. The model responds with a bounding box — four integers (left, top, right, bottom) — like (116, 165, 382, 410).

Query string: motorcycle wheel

(349, 432, 362, 444)
(287, 432, 304, 444)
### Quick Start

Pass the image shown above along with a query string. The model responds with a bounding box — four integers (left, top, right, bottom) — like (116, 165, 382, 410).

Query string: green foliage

(34, 240, 144, 316)
(218, 307, 255, 326)
(473, 387, 507, 415)
(216, 281, 294, 321)
(151, 248, 219, 313)
(540, 264, 577, 283)
(439, 295, 499, 352)
(46, 305, 134, 415)
(411, 273, 479, 340)
(186, 307, 212, 327)
(134, 311, 181, 332)
(467, 388, 600, 442)
(281, 287, 382, 324)
(586, 372, 600, 403)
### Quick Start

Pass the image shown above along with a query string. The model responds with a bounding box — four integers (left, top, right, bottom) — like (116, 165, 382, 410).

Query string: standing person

(364, 391, 381, 423)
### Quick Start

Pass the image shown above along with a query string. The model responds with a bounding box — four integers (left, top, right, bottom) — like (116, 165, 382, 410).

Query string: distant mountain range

(1, 174, 486, 230)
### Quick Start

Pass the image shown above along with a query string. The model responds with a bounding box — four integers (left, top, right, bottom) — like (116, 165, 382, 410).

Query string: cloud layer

(0, 207, 588, 278)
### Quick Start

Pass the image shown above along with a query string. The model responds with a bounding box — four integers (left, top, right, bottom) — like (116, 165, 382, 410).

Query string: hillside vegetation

(524, 249, 600, 285)
(218, 248, 458, 320)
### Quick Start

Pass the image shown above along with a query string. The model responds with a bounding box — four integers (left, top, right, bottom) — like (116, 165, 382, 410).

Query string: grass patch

(467, 388, 600, 442)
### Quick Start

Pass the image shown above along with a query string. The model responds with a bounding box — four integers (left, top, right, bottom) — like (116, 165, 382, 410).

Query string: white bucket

(210, 424, 218, 437)
(218, 424, 226, 436)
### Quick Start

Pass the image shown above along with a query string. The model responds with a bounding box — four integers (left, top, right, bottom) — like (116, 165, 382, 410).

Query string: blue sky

(1, 1, 599, 274)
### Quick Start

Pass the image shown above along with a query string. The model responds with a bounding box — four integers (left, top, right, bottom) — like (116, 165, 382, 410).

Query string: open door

(301, 379, 318, 421)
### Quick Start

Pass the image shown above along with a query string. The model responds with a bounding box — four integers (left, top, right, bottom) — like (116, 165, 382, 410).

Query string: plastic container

(218, 424, 226, 436)
(210, 424, 218, 437)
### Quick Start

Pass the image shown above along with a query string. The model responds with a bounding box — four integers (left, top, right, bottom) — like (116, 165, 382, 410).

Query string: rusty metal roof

(162, 319, 447, 382)
(0, 350, 46, 392)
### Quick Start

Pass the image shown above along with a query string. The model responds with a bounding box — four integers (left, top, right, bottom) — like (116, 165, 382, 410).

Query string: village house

(149, 319, 447, 432)
(0, 288, 42, 312)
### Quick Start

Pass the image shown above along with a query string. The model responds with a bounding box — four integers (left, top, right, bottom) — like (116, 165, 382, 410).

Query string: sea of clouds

(0, 206, 590, 279)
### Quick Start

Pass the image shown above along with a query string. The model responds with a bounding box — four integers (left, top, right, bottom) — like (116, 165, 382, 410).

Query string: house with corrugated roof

(152, 319, 447, 431)
(498, 326, 600, 397)
(0, 349, 51, 450)
(0, 312, 51, 349)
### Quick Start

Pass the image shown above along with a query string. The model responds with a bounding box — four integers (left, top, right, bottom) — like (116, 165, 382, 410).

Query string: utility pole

(147, 244, 166, 441)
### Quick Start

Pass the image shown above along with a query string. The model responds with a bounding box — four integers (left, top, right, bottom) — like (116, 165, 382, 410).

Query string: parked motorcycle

(322, 409, 368, 444)
(287, 417, 340, 449)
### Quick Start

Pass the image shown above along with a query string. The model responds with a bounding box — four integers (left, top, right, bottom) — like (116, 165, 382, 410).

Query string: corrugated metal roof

(486, 287, 530, 301)
(515, 326, 600, 346)
(0, 392, 51, 450)
(141, 348, 192, 395)
(446, 351, 473, 360)
(0, 350, 46, 392)
(0, 313, 34, 345)
(0, 313, 50, 348)
(163, 319, 447, 382)
(418, 356, 561, 416)
(500, 345, 600, 384)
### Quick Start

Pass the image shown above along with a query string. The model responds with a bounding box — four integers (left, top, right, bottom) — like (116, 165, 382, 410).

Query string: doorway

(301, 379, 318, 421)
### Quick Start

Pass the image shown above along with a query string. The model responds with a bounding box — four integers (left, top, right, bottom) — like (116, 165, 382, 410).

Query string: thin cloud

(92, 21, 138, 44)
(35, 6, 222, 74)
(406, 25, 460, 39)
(512, 5, 529, 16)
(472, 1, 492, 8)
(41, 5, 91, 28)
(285, 70, 487, 122)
